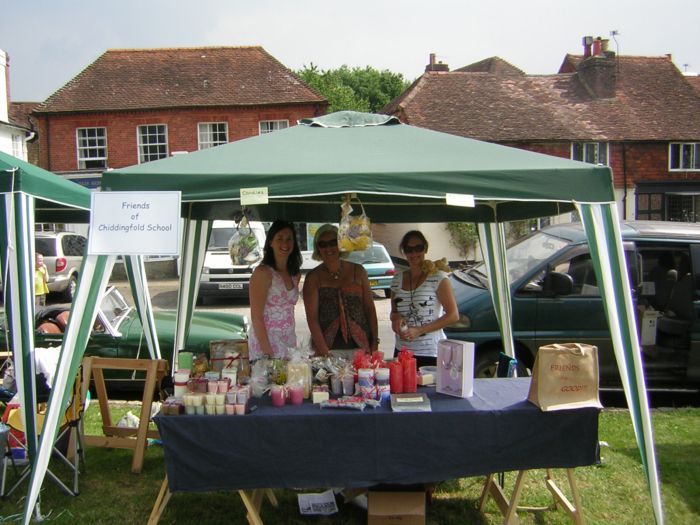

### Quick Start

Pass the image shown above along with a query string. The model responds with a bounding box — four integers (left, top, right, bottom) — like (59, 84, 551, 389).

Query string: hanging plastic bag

(228, 216, 262, 265)
(338, 194, 372, 252)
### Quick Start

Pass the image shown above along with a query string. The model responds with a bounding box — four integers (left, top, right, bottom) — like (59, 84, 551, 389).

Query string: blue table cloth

(154, 377, 599, 493)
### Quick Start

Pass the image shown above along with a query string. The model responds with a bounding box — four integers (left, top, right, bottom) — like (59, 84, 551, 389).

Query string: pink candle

(271, 385, 286, 407)
(288, 384, 304, 405)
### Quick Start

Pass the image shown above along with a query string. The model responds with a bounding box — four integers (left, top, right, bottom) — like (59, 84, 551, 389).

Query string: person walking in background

(34, 252, 50, 308)
(390, 230, 458, 367)
(247, 220, 303, 360)
(303, 224, 378, 357)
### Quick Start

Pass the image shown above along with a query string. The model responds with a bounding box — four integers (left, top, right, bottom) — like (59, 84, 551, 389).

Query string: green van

(445, 221, 700, 392)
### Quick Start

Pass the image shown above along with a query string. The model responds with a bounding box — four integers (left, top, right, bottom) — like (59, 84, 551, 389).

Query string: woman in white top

(390, 230, 459, 367)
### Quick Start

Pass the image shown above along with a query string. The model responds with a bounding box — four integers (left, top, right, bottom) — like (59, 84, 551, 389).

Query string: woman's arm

(357, 264, 378, 351)
(404, 275, 459, 341)
(389, 272, 405, 334)
(248, 266, 274, 357)
(302, 271, 330, 356)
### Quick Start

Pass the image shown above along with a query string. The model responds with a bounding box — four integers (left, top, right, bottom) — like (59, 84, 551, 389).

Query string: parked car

(344, 242, 396, 297)
(0, 286, 248, 392)
(198, 220, 267, 303)
(445, 220, 700, 392)
(35, 231, 87, 302)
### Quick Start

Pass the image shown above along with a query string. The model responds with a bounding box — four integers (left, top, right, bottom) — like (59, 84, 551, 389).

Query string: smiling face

(402, 235, 427, 268)
(270, 227, 295, 261)
(316, 231, 340, 264)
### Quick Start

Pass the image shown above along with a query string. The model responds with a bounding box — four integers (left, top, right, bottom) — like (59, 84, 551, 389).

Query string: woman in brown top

(303, 224, 379, 356)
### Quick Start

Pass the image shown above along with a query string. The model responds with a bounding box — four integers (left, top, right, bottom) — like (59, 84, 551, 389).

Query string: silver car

(35, 232, 87, 302)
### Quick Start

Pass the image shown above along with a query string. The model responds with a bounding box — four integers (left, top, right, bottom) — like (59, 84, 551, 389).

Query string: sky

(3, 0, 699, 102)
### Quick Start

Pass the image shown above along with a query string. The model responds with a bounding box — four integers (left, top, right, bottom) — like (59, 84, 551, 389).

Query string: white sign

(446, 193, 475, 207)
(88, 191, 181, 255)
(240, 187, 269, 205)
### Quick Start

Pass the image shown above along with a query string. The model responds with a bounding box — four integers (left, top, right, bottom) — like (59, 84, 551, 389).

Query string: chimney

(0, 50, 9, 124)
(592, 36, 603, 56)
(578, 44, 617, 99)
(582, 36, 593, 59)
(425, 53, 449, 73)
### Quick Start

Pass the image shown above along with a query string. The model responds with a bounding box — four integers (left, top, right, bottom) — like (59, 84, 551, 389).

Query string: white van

(197, 220, 267, 304)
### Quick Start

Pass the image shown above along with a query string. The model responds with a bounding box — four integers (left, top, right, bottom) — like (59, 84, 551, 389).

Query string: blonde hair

(311, 224, 339, 261)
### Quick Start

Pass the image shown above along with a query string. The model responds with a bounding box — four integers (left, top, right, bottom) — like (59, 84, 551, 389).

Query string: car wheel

(62, 275, 78, 302)
(383, 288, 391, 299)
(474, 347, 529, 378)
(474, 349, 501, 378)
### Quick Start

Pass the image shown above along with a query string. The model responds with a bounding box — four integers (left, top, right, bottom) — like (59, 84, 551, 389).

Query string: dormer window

(571, 142, 608, 165)
(669, 143, 700, 171)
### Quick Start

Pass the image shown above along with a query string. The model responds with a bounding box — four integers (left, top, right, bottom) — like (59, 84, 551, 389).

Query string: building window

(571, 142, 608, 165)
(669, 143, 700, 171)
(11, 134, 25, 159)
(76, 127, 107, 170)
(198, 122, 228, 149)
(138, 124, 168, 163)
(667, 194, 700, 222)
(259, 120, 289, 134)
(636, 193, 664, 221)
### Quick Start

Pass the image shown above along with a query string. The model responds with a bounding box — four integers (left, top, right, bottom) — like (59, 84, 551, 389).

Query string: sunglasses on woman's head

(404, 244, 425, 254)
(317, 238, 338, 249)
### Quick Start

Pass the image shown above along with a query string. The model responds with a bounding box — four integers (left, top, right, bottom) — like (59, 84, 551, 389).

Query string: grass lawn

(0, 404, 697, 524)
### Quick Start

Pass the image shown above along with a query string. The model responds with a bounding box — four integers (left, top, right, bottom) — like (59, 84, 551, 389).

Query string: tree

(446, 222, 479, 263)
(297, 63, 409, 113)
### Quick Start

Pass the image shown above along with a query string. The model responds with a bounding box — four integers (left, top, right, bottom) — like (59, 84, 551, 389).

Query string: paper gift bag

(527, 343, 602, 411)
(436, 339, 475, 398)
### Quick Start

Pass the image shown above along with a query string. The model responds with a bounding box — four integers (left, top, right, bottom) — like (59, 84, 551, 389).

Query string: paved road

(111, 278, 398, 359)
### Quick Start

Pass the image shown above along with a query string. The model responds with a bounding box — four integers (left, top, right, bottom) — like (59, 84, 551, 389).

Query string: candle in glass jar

(271, 384, 286, 407)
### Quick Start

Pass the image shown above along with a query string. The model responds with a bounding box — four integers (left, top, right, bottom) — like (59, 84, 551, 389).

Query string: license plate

(369, 280, 379, 287)
(218, 283, 243, 290)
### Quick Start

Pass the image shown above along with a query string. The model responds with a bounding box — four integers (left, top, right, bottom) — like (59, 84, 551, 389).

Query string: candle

(271, 384, 286, 407)
(288, 384, 304, 405)
(389, 361, 404, 393)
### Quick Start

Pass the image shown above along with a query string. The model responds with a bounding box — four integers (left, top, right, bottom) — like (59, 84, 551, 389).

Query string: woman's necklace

(408, 270, 424, 310)
(326, 261, 343, 280)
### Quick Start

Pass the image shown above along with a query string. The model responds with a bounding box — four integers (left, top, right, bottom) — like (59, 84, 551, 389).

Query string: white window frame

(137, 124, 169, 163)
(571, 142, 609, 166)
(258, 120, 289, 134)
(669, 142, 700, 171)
(76, 127, 108, 170)
(198, 122, 228, 150)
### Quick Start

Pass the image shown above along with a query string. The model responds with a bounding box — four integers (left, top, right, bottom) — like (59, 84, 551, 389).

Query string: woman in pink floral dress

(248, 220, 303, 360)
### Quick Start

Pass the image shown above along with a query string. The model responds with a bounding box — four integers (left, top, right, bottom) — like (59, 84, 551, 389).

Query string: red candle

(403, 356, 417, 393)
(389, 361, 403, 393)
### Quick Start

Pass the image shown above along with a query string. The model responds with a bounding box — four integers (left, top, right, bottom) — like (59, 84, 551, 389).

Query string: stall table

(151, 378, 599, 523)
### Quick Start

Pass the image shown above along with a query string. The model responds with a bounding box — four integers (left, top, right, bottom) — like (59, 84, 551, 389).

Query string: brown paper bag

(527, 343, 602, 411)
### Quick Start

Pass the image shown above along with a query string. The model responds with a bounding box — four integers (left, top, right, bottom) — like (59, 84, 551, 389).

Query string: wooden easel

(82, 356, 168, 473)
(147, 475, 278, 525)
(479, 468, 585, 525)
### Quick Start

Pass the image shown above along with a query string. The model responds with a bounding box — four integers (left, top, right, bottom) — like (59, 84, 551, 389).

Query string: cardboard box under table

(150, 378, 599, 524)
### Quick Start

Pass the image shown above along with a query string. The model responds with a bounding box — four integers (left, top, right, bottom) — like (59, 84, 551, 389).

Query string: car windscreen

(35, 238, 57, 256)
(208, 228, 236, 250)
(100, 290, 130, 330)
(345, 245, 390, 264)
(208, 227, 266, 250)
(454, 231, 570, 286)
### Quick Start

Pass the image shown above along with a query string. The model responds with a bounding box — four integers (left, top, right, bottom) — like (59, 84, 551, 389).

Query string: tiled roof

(383, 55, 700, 142)
(454, 56, 524, 76)
(35, 46, 326, 113)
(686, 75, 700, 96)
(9, 102, 39, 129)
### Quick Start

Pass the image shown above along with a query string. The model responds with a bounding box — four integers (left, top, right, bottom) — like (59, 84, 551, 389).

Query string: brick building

(383, 38, 700, 223)
(31, 46, 327, 188)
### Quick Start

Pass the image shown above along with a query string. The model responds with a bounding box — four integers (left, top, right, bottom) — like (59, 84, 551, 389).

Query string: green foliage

(297, 63, 409, 113)
(446, 222, 479, 260)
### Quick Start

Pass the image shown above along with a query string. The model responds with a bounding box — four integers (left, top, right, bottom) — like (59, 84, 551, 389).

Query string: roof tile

(35, 46, 325, 113)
